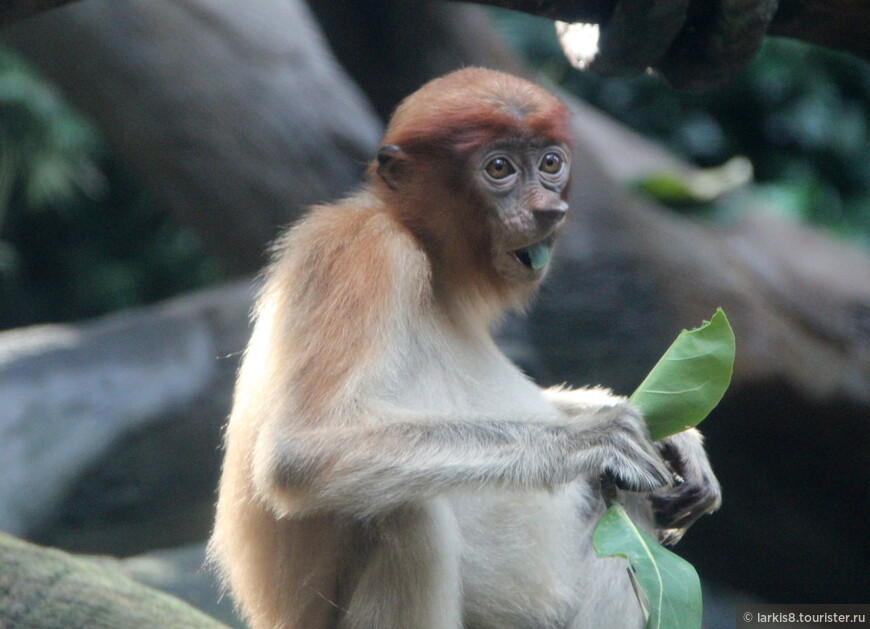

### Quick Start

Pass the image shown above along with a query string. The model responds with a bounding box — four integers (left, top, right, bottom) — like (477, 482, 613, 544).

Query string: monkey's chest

(374, 334, 548, 417)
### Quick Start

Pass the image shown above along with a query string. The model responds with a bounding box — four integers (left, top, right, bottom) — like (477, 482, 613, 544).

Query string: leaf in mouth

(515, 237, 553, 270)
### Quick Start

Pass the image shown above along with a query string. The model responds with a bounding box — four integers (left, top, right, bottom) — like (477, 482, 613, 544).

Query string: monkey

(208, 67, 721, 629)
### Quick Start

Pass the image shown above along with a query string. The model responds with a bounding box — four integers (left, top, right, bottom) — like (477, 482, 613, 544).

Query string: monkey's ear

(376, 144, 408, 190)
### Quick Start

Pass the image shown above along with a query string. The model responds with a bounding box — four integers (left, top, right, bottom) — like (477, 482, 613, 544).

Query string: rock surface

(0, 532, 230, 629)
(0, 281, 253, 554)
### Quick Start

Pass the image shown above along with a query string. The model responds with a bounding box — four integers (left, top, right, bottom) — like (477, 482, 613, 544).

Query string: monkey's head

(371, 68, 573, 309)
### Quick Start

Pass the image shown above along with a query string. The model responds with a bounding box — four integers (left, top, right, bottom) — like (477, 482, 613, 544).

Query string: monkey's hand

(649, 428, 722, 545)
(583, 402, 674, 493)
(546, 388, 671, 493)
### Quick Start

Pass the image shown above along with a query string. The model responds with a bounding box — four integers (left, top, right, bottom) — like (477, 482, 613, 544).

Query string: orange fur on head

(368, 68, 572, 316)
(380, 68, 573, 159)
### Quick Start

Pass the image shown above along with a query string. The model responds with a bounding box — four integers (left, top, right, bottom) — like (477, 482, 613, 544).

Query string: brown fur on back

(210, 194, 432, 628)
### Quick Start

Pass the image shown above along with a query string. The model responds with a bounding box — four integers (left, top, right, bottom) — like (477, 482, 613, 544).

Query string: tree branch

(3, 0, 869, 69)
(768, 0, 870, 61)
(459, 0, 613, 23)
(452, 0, 870, 63)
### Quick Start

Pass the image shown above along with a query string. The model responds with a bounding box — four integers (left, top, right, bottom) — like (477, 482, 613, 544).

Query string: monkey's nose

(533, 204, 568, 229)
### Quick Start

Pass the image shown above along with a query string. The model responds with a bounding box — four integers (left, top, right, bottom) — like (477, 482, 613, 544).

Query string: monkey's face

(474, 142, 571, 284)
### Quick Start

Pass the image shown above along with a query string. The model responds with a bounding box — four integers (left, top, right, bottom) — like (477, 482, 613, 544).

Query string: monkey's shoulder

(271, 197, 430, 300)
(288, 195, 420, 255)
(248, 198, 435, 416)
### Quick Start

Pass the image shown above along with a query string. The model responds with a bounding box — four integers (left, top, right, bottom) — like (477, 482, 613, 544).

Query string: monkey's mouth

(512, 235, 555, 271)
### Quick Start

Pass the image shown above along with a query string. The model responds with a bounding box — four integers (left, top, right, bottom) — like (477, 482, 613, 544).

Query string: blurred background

(0, 1, 867, 628)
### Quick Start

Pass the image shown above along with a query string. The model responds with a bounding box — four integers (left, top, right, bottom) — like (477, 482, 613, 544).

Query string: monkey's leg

(338, 498, 463, 629)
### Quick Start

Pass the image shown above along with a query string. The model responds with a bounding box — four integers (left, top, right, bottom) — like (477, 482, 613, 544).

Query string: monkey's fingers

(650, 481, 721, 543)
(658, 527, 687, 546)
(598, 443, 673, 494)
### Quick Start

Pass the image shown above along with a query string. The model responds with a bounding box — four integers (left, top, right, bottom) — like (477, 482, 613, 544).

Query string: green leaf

(633, 173, 701, 207)
(630, 308, 735, 440)
(591, 310, 735, 627)
(593, 503, 702, 629)
(632, 157, 753, 210)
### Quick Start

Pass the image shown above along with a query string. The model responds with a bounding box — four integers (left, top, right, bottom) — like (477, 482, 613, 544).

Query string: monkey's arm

(252, 405, 671, 520)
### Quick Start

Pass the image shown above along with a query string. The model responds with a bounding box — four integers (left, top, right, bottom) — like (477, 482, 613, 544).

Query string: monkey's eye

(484, 157, 516, 180)
(539, 152, 564, 175)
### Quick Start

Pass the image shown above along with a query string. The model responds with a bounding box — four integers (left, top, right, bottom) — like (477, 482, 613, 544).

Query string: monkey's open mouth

(512, 235, 555, 271)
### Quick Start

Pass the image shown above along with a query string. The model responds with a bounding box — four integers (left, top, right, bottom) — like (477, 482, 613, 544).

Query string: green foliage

(632, 157, 753, 210)
(0, 48, 221, 330)
(491, 11, 870, 247)
(0, 49, 103, 213)
(594, 503, 702, 629)
(630, 309, 735, 440)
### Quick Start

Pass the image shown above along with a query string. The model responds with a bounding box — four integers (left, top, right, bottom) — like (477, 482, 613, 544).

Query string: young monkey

(209, 67, 721, 629)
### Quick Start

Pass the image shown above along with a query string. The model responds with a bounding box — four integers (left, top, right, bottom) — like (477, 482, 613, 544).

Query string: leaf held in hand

(592, 310, 734, 627)
(593, 503, 702, 629)
(630, 308, 735, 440)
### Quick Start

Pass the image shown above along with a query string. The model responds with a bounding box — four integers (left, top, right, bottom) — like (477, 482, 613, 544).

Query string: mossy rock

(0, 532, 229, 629)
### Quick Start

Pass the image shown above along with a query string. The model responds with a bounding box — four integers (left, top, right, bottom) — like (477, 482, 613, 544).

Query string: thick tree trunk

(3, 0, 383, 274)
